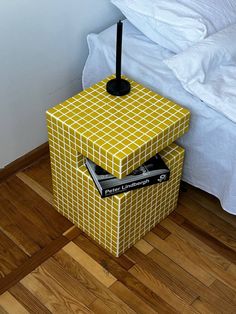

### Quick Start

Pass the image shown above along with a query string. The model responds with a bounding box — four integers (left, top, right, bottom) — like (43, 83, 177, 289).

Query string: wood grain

(171, 211, 236, 264)
(144, 231, 215, 286)
(210, 279, 236, 305)
(130, 264, 198, 313)
(53, 250, 138, 313)
(0, 156, 236, 314)
(179, 217, 236, 264)
(63, 241, 117, 288)
(22, 155, 53, 193)
(163, 217, 232, 270)
(110, 281, 158, 314)
(161, 218, 236, 291)
(0, 229, 28, 278)
(21, 265, 93, 313)
(177, 201, 236, 252)
(0, 234, 70, 295)
(89, 298, 113, 314)
(0, 142, 49, 182)
(9, 283, 52, 314)
(0, 305, 8, 314)
(16, 171, 54, 206)
(63, 226, 82, 240)
(152, 224, 171, 240)
(191, 298, 215, 314)
(41, 257, 96, 305)
(182, 184, 236, 228)
(134, 239, 153, 255)
(74, 234, 176, 313)
(82, 233, 134, 271)
(0, 291, 29, 314)
(126, 247, 198, 306)
(179, 187, 236, 231)
(0, 176, 72, 238)
(0, 195, 52, 252)
(148, 249, 236, 313)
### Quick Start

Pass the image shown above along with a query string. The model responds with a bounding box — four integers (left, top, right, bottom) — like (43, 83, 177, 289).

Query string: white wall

(0, 0, 122, 168)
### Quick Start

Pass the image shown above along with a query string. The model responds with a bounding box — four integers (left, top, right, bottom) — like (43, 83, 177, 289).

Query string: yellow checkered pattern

(47, 116, 184, 256)
(47, 76, 190, 179)
(47, 76, 189, 256)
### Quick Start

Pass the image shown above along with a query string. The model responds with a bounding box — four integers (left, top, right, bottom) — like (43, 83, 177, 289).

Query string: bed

(82, 20, 236, 215)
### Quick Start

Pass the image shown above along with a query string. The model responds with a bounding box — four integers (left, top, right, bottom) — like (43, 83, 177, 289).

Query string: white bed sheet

(82, 20, 236, 215)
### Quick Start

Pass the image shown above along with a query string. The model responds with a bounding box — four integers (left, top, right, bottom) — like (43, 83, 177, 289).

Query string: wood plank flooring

(0, 155, 235, 313)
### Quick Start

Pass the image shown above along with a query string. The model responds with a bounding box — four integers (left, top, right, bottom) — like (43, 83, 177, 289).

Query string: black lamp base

(106, 78, 131, 96)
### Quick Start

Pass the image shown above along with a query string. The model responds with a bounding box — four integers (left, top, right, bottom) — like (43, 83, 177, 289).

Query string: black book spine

(101, 172, 170, 198)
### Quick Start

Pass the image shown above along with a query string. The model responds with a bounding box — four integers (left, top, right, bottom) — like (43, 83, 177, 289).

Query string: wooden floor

(0, 155, 235, 314)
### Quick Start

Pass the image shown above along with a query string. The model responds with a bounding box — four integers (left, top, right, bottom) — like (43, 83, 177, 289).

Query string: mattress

(82, 20, 236, 215)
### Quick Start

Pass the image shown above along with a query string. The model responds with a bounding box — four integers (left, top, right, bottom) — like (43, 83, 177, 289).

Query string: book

(85, 153, 170, 198)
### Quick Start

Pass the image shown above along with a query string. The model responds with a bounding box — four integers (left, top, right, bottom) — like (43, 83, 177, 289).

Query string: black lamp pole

(106, 20, 131, 96)
(116, 20, 122, 80)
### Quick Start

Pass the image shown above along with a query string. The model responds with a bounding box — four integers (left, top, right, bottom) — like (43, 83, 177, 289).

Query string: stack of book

(86, 153, 170, 198)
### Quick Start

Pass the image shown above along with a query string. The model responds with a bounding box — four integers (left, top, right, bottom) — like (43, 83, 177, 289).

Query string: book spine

(101, 173, 170, 198)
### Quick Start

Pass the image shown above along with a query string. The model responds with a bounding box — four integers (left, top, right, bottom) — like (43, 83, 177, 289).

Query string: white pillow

(164, 24, 236, 123)
(111, 0, 236, 53)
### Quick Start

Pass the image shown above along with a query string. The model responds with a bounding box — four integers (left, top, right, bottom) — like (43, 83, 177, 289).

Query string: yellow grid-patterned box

(47, 100, 184, 255)
(47, 76, 190, 179)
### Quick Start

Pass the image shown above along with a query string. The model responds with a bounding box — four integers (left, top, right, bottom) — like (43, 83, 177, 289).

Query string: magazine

(85, 153, 170, 198)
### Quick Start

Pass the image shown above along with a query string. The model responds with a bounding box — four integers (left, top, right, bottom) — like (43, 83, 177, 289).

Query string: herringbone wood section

(0, 155, 235, 313)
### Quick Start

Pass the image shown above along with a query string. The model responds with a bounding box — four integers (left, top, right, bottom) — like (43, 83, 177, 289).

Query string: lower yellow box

(49, 138, 184, 256)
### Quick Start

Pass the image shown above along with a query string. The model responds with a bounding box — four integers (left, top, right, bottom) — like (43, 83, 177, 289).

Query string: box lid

(47, 76, 190, 179)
